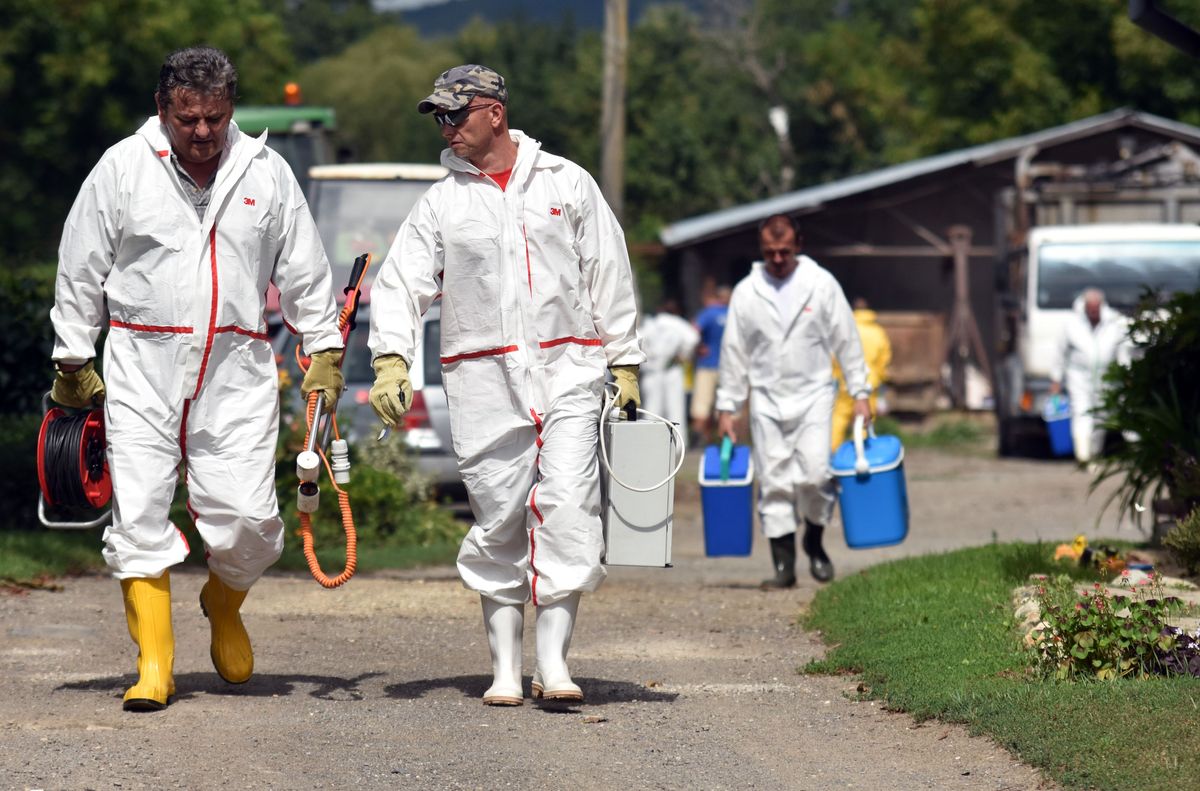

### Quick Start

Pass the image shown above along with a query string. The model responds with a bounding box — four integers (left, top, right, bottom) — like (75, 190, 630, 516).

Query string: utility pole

(601, 0, 628, 223)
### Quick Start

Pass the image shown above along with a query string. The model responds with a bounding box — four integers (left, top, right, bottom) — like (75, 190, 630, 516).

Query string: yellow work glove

(51, 360, 105, 408)
(300, 349, 345, 413)
(369, 354, 413, 430)
(610, 364, 641, 410)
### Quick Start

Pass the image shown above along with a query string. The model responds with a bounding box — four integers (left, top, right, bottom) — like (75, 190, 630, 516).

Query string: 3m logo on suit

(243, 197, 256, 206)
(549, 207, 562, 216)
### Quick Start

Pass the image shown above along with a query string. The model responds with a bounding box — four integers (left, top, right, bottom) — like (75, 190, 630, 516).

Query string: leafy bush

(0, 263, 58, 417)
(1094, 289, 1200, 525)
(1164, 506, 1200, 576)
(1025, 574, 1187, 681)
(0, 413, 48, 531)
(273, 418, 464, 559)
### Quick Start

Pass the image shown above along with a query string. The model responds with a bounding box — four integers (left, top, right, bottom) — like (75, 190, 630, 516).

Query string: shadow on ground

(58, 672, 384, 703)
(383, 674, 679, 707)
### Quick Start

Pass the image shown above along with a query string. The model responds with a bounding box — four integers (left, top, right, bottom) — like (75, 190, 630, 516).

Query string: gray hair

(156, 47, 238, 109)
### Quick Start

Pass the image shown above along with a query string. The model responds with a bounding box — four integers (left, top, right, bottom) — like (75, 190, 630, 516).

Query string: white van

(996, 222, 1200, 453)
(278, 162, 463, 495)
(307, 162, 449, 290)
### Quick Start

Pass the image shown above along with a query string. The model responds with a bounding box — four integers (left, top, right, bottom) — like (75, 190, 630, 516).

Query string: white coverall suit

(639, 312, 699, 427)
(51, 117, 342, 587)
(716, 258, 869, 538)
(1050, 298, 1129, 463)
(369, 130, 644, 606)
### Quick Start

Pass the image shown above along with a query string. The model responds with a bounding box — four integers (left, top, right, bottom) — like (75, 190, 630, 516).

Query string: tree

(0, 0, 293, 264)
(298, 25, 457, 163)
(263, 0, 390, 64)
(625, 5, 777, 237)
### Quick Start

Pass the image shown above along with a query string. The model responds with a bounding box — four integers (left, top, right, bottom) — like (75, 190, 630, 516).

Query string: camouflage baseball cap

(417, 64, 508, 114)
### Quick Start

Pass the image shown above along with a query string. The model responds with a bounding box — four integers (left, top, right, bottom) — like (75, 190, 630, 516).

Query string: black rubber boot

(761, 534, 797, 589)
(802, 520, 834, 583)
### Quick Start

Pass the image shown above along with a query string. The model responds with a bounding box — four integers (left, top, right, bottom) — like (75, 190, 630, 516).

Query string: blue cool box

(831, 433, 909, 548)
(698, 443, 754, 557)
(1043, 395, 1074, 457)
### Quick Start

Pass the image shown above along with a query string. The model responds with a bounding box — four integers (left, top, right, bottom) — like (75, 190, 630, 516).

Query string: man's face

(436, 98, 501, 164)
(157, 88, 232, 166)
(760, 228, 800, 279)
(1084, 296, 1102, 326)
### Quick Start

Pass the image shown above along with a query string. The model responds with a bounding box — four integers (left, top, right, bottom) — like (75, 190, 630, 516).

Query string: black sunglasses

(433, 103, 498, 128)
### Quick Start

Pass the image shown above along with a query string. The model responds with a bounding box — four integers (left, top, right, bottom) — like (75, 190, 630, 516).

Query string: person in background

(716, 215, 870, 589)
(639, 298, 700, 427)
(1049, 288, 1129, 467)
(367, 65, 643, 706)
(831, 297, 892, 451)
(689, 285, 731, 445)
(49, 47, 343, 711)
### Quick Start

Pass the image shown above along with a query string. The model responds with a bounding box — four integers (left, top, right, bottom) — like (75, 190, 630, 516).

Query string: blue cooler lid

(701, 443, 752, 483)
(1042, 393, 1070, 421)
(831, 433, 904, 476)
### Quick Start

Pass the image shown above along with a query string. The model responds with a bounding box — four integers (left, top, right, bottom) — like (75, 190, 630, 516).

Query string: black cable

(42, 411, 101, 508)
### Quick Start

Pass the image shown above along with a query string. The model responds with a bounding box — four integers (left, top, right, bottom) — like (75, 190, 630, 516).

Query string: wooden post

(944, 225, 993, 408)
(601, 0, 628, 223)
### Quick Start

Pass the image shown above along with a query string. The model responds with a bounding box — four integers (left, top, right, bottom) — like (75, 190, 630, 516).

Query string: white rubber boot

(532, 592, 583, 703)
(481, 596, 524, 706)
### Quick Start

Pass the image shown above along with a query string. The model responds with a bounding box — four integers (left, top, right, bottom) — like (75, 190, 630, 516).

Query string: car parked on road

(273, 161, 463, 496)
(277, 302, 462, 497)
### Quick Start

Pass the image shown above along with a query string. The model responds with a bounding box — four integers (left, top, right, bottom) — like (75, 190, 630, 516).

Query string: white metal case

(600, 414, 677, 567)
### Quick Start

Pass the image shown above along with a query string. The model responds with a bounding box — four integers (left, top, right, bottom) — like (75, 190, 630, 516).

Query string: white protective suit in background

(369, 130, 644, 606)
(639, 312, 699, 427)
(716, 258, 869, 538)
(51, 117, 342, 587)
(1050, 296, 1130, 463)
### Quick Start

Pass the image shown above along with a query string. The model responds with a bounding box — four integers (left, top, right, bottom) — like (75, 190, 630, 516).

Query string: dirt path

(1, 447, 1125, 789)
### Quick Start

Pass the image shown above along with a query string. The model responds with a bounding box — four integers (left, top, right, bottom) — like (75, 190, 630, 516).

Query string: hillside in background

(394, 0, 706, 36)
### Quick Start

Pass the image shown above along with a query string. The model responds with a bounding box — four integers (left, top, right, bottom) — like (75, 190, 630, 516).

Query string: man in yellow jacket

(832, 299, 892, 451)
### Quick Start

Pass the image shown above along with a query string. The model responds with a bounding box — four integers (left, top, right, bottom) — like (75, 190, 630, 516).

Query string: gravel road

(2, 445, 1127, 790)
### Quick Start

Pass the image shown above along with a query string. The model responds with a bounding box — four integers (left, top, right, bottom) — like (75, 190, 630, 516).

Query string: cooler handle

(852, 414, 874, 475)
(719, 435, 733, 482)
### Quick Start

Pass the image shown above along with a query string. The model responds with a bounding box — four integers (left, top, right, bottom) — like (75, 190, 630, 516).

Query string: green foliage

(1093, 289, 1200, 525)
(273, 418, 465, 566)
(0, 264, 57, 416)
(262, 0, 388, 65)
(1164, 507, 1200, 577)
(0, 529, 104, 582)
(805, 543, 1200, 791)
(0, 413, 52, 531)
(873, 415, 987, 450)
(1026, 575, 1183, 681)
(0, 0, 293, 264)
(298, 25, 458, 163)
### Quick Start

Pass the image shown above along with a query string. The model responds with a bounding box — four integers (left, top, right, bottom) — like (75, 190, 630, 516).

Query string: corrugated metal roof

(659, 110, 1200, 248)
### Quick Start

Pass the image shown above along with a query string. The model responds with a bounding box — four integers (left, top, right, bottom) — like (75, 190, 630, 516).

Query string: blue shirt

(693, 304, 728, 369)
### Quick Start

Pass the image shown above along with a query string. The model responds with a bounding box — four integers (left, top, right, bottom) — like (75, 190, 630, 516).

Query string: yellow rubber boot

(199, 571, 253, 684)
(120, 573, 175, 711)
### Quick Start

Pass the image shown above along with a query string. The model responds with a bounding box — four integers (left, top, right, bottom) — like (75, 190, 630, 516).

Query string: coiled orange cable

(297, 388, 357, 588)
(293, 257, 371, 589)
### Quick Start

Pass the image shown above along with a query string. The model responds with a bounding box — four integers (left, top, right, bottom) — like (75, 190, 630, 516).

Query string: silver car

(276, 302, 462, 497)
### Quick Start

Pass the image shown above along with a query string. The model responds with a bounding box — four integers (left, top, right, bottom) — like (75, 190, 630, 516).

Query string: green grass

(275, 539, 460, 574)
(0, 529, 461, 586)
(804, 542, 1200, 790)
(0, 529, 106, 584)
(874, 415, 990, 450)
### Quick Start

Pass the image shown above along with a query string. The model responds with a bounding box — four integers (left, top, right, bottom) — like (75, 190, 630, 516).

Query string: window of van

(1036, 240, 1200, 311)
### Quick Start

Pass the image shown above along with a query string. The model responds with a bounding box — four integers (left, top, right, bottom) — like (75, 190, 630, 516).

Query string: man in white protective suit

(639, 299, 700, 428)
(367, 65, 644, 706)
(716, 215, 871, 588)
(49, 47, 344, 712)
(1049, 288, 1130, 466)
